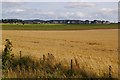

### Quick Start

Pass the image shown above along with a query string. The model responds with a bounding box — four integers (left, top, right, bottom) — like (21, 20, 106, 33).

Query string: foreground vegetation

(2, 39, 117, 79)
(1, 23, 118, 30)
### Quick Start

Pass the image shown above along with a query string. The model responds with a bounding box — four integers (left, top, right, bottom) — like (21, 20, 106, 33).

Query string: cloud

(59, 12, 87, 19)
(89, 8, 118, 22)
(3, 8, 25, 13)
(65, 2, 96, 8)
(94, 8, 118, 19)
(10, 9, 25, 13)
(100, 8, 118, 14)
(2, 0, 119, 2)
(2, 0, 25, 2)
(75, 12, 86, 17)
(2, 2, 25, 10)
(69, 0, 118, 2)
(36, 11, 54, 15)
(15, 9, 25, 12)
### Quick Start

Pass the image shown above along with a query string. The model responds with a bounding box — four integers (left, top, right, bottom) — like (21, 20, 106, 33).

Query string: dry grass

(2, 29, 118, 78)
(3, 53, 95, 78)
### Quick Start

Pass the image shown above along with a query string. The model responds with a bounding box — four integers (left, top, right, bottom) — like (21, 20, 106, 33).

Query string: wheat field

(2, 29, 118, 78)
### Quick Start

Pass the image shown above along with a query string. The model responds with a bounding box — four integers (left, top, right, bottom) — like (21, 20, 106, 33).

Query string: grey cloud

(100, 8, 118, 14)
(90, 11, 118, 22)
(2, 2, 24, 8)
(59, 12, 88, 19)
(65, 2, 96, 8)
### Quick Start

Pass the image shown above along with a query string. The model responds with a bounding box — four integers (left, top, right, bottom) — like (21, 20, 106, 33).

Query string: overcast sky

(2, 0, 119, 2)
(2, 2, 118, 22)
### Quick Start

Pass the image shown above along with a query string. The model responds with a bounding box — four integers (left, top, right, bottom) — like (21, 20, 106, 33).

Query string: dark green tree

(2, 39, 13, 69)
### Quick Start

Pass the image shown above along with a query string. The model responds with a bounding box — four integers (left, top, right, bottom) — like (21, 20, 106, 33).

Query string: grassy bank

(2, 39, 115, 79)
(3, 53, 95, 78)
(1, 24, 118, 30)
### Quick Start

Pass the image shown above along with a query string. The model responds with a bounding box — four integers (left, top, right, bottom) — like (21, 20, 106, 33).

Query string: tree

(2, 39, 13, 69)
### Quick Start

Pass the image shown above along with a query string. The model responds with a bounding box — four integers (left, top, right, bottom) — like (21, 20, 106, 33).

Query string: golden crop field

(2, 29, 118, 78)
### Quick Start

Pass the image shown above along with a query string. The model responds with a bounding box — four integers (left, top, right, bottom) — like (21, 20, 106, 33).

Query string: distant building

(1, 19, 111, 24)
(105, 21, 110, 24)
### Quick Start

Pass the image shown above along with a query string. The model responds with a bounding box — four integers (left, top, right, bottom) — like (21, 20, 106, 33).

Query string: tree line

(1, 19, 24, 24)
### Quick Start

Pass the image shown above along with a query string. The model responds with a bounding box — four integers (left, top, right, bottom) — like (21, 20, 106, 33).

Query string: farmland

(1, 23, 118, 30)
(2, 27, 118, 78)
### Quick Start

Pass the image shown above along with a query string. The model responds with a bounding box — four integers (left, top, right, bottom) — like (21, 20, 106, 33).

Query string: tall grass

(3, 53, 88, 78)
(2, 39, 114, 79)
(3, 53, 114, 78)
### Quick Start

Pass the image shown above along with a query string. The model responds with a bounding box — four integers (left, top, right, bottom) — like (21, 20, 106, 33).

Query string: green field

(1, 23, 118, 30)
